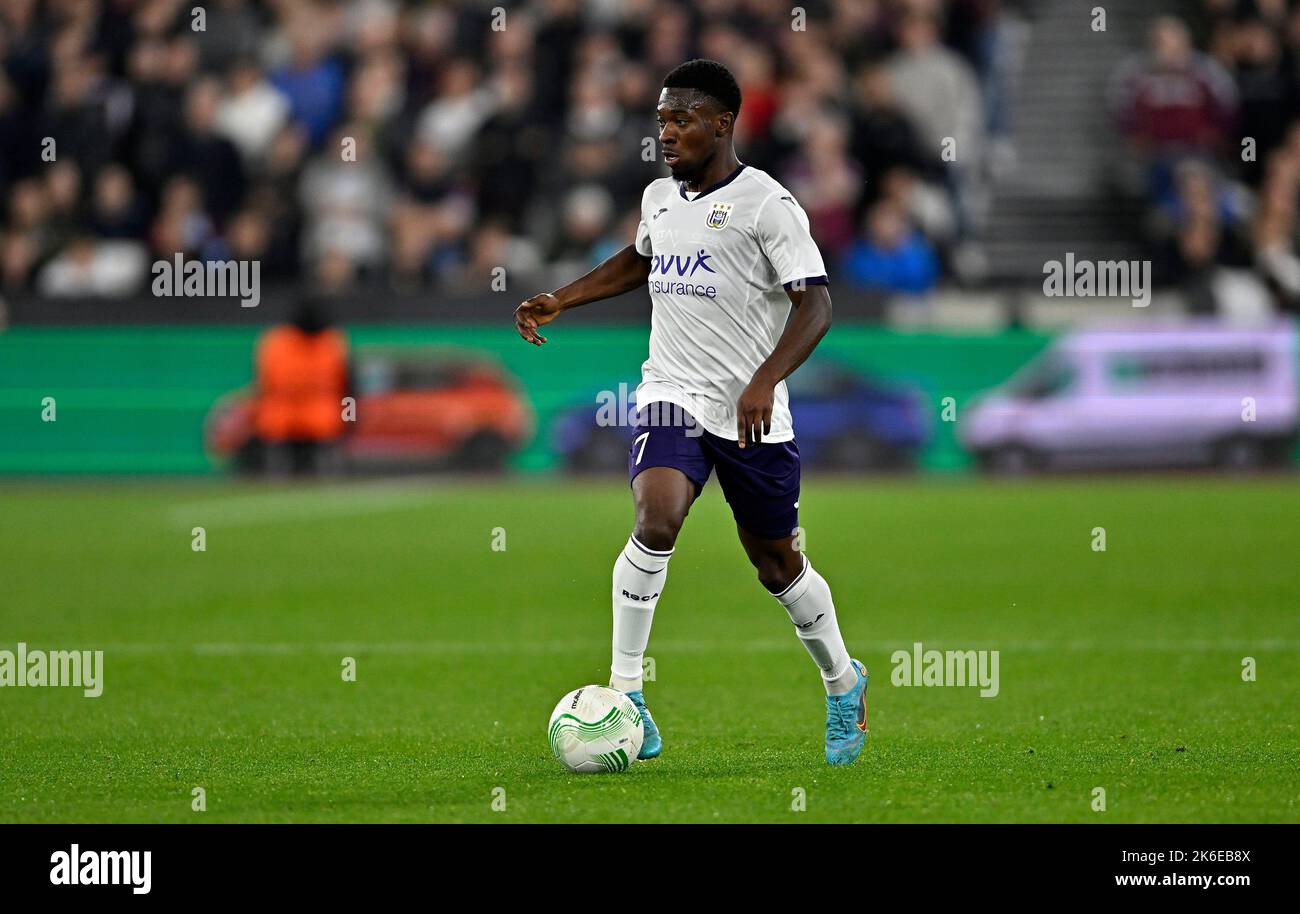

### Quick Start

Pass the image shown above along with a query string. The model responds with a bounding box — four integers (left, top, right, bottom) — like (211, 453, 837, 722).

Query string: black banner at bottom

(0, 824, 1287, 898)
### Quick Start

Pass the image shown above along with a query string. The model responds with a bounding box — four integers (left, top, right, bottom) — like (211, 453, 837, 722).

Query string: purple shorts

(627, 402, 800, 541)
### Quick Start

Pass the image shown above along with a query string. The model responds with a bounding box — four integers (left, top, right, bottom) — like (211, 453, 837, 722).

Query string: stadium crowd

(1113, 1, 1300, 314)
(7, 0, 1297, 312)
(0, 0, 1021, 300)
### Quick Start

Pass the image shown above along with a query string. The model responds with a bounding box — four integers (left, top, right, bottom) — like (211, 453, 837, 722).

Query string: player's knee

(633, 516, 682, 552)
(749, 543, 804, 592)
(756, 555, 798, 594)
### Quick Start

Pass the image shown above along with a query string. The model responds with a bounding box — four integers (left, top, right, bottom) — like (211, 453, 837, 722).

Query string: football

(547, 686, 644, 773)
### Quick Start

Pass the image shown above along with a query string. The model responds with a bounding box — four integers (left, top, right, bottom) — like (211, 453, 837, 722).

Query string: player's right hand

(514, 292, 563, 346)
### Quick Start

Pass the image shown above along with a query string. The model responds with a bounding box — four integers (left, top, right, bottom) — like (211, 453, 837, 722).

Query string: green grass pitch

(0, 476, 1296, 823)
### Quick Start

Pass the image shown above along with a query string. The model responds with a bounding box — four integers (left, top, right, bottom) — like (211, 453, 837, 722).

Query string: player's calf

(610, 534, 672, 693)
(771, 554, 858, 695)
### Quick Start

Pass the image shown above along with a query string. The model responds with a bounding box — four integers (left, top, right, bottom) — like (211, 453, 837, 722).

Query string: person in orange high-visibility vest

(253, 296, 351, 475)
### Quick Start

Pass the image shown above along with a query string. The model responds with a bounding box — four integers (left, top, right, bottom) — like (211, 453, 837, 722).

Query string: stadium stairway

(982, 0, 1182, 283)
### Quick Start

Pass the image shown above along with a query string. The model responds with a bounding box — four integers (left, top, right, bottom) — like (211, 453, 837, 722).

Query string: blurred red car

(206, 348, 534, 473)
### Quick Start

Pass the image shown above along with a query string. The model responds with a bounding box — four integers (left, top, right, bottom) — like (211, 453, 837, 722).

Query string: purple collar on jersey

(678, 163, 746, 201)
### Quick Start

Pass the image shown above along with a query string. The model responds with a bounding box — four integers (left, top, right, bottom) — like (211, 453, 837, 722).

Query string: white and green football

(547, 685, 644, 773)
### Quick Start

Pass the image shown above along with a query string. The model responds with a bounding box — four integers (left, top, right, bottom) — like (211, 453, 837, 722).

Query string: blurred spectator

(452, 220, 544, 293)
(730, 40, 781, 156)
(42, 160, 84, 250)
(346, 48, 406, 168)
(414, 57, 494, 164)
(843, 200, 940, 295)
(3, 178, 54, 289)
(471, 64, 545, 233)
(0, 73, 36, 202)
(850, 63, 933, 209)
(389, 139, 474, 286)
(1153, 160, 1253, 313)
(1253, 125, 1300, 312)
(946, 0, 1018, 150)
(1226, 16, 1293, 186)
(781, 108, 863, 258)
(1111, 16, 1238, 198)
(177, 77, 246, 223)
(551, 183, 615, 274)
(298, 124, 394, 281)
(222, 207, 271, 267)
(878, 165, 957, 249)
(36, 235, 147, 297)
(827, 0, 892, 68)
(90, 165, 149, 239)
(122, 34, 196, 201)
(888, 8, 986, 238)
(215, 59, 291, 168)
(38, 24, 117, 179)
(149, 176, 214, 259)
(195, 0, 263, 75)
(268, 11, 345, 147)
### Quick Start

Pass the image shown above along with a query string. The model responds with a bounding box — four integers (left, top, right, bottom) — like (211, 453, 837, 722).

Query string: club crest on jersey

(705, 201, 733, 229)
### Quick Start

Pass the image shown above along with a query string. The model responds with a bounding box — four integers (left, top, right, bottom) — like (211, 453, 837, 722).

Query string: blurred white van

(960, 322, 1299, 472)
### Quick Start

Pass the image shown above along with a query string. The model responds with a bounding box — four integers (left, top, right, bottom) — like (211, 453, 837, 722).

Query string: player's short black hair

(662, 59, 742, 117)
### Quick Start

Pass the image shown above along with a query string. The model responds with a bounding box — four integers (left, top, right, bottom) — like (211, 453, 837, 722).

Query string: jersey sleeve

(634, 186, 654, 257)
(755, 191, 828, 290)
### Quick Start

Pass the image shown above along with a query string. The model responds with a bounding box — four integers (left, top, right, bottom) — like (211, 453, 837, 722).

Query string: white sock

(610, 535, 672, 692)
(774, 555, 856, 694)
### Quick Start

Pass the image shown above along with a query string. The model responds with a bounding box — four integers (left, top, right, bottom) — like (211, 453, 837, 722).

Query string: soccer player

(514, 59, 868, 766)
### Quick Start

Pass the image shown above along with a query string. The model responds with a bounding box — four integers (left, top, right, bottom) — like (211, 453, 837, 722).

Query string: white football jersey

(633, 164, 827, 442)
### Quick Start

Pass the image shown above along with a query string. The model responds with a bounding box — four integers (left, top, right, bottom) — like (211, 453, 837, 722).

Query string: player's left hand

(736, 376, 775, 448)
(514, 292, 562, 346)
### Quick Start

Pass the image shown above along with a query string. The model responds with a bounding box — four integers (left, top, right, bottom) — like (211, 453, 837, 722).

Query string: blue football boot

(825, 660, 869, 766)
(624, 689, 662, 759)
